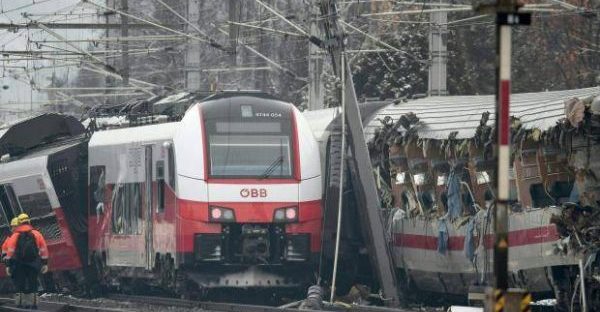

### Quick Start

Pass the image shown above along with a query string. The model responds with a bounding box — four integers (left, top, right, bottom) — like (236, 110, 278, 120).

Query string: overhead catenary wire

(29, 19, 162, 95)
(340, 20, 425, 62)
(152, 0, 226, 50)
(215, 26, 307, 82)
(253, 0, 309, 37)
(227, 21, 304, 37)
(82, 1, 214, 45)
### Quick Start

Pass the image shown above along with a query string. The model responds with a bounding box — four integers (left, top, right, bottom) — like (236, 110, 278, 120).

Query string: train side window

(18, 192, 52, 219)
(167, 145, 176, 189)
(156, 161, 165, 213)
(0, 201, 8, 226)
(0, 184, 22, 222)
(112, 183, 142, 235)
(89, 166, 106, 215)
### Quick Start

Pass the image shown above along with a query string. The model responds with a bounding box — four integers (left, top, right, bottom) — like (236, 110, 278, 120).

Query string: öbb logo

(240, 188, 267, 198)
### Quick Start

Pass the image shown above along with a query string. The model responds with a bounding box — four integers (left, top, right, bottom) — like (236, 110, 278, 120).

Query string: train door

(144, 145, 154, 270)
(106, 146, 146, 268)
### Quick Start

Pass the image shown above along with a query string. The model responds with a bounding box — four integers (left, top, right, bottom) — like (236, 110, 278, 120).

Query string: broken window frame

(0, 184, 22, 226)
(89, 166, 106, 216)
(17, 192, 53, 219)
(111, 183, 143, 235)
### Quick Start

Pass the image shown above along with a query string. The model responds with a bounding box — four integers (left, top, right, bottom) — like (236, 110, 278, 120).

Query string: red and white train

(0, 92, 322, 294)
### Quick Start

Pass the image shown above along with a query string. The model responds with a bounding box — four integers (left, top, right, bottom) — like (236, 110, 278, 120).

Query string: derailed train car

(0, 114, 89, 291)
(0, 92, 323, 296)
(362, 87, 600, 310)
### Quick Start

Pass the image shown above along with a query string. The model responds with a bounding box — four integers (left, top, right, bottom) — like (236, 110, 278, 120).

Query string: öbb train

(0, 92, 322, 295)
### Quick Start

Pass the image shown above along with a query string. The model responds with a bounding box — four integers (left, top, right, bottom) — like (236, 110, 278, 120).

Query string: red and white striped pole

(494, 22, 512, 291)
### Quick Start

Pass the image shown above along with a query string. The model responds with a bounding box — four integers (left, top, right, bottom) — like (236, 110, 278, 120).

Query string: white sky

(0, 0, 101, 114)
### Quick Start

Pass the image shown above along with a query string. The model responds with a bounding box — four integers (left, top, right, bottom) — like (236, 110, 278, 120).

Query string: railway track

(0, 293, 417, 312)
(0, 293, 556, 312)
(0, 297, 132, 312)
(107, 294, 417, 312)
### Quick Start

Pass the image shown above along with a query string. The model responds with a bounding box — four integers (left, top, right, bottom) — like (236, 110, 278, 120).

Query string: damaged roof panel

(365, 87, 599, 140)
(0, 113, 85, 157)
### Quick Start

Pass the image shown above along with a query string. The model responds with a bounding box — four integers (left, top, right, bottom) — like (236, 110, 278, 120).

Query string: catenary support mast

(318, 0, 400, 307)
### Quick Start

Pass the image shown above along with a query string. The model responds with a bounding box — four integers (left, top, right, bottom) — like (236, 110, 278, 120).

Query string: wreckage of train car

(366, 87, 600, 311)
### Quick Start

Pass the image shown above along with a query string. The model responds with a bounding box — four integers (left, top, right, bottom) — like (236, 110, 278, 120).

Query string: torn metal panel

(364, 87, 599, 140)
(367, 88, 600, 309)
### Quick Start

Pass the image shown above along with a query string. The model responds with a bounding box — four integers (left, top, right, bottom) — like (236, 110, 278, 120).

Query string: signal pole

(480, 0, 531, 310)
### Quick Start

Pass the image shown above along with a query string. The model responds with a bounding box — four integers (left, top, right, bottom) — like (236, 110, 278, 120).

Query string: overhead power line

(0, 22, 174, 30)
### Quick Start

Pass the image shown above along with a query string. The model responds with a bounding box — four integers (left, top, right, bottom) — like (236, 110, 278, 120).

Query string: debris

(447, 170, 462, 220)
(464, 217, 476, 262)
(299, 285, 323, 310)
(565, 98, 586, 127)
(550, 204, 600, 254)
(437, 219, 449, 255)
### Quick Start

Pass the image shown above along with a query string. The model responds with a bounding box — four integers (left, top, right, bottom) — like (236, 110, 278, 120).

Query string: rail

(0, 296, 133, 312)
(107, 294, 415, 312)
(0, 294, 415, 312)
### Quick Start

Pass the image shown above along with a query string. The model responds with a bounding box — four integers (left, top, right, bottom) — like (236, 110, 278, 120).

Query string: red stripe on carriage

(393, 225, 559, 251)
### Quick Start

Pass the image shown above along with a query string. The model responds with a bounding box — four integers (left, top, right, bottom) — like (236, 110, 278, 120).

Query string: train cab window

(89, 166, 106, 215)
(0, 184, 22, 223)
(156, 161, 165, 213)
(18, 192, 52, 219)
(209, 134, 292, 178)
(112, 183, 142, 235)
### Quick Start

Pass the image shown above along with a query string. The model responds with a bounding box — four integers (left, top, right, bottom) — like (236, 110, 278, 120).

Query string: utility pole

(308, 0, 324, 110)
(185, 0, 202, 91)
(105, 0, 113, 105)
(318, 0, 400, 307)
(228, 0, 240, 59)
(121, 0, 129, 86)
(479, 0, 531, 310)
(428, 4, 447, 96)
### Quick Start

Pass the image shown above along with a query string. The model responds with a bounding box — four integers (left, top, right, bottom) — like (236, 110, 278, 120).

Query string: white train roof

(89, 121, 179, 148)
(364, 87, 600, 140)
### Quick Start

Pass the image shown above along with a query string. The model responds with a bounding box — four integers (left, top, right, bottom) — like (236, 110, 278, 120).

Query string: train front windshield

(210, 133, 292, 177)
(207, 120, 294, 179)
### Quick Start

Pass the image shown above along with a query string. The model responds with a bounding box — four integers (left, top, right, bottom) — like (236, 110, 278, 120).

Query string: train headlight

(209, 206, 236, 223)
(273, 206, 298, 223)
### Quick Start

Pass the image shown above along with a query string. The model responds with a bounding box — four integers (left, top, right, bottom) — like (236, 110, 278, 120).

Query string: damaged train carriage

(365, 87, 600, 310)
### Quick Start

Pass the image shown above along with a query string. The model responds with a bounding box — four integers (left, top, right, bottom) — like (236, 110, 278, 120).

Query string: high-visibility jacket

(2, 224, 49, 261)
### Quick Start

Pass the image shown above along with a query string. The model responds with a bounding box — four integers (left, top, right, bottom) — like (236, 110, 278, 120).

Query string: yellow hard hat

(10, 217, 19, 227)
(17, 213, 30, 224)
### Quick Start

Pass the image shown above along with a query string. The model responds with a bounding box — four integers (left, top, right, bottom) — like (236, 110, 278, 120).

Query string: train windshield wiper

(259, 156, 283, 179)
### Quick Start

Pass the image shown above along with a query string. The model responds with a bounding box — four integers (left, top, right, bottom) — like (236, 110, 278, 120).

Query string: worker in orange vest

(2, 213, 49, 309)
